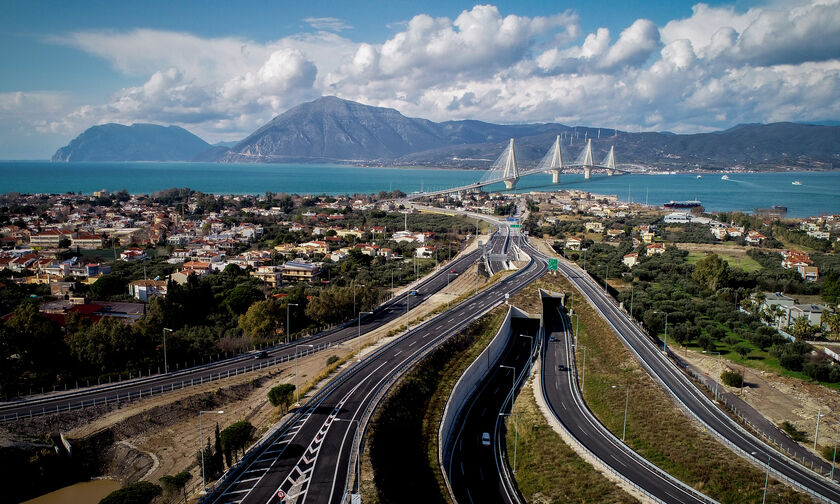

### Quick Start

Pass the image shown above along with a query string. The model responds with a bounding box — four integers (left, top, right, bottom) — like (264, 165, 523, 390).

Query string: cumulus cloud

(5, 0, 835, 158)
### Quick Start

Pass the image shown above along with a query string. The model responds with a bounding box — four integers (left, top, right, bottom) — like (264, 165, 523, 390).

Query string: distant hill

(52, 123, 211, 162)
(216, 97, 840, 170)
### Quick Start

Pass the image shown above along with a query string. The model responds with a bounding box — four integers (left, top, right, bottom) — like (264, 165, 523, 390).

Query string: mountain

(217, 97, 840, 169)
(52, 123, 211, 162)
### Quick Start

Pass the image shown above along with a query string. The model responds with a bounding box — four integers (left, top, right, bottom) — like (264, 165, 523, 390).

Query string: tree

(220, 420, 256, 462)
(789, 315, 818, 340)
(692, 254, 730, 291)
(99, 481, 162, 504)
(821, 311, 840, 342)
(223, 284, 264, 316)
(159, 471, 192, 504)
(267, 383, 296, 409)
(239, 299, 283, 342)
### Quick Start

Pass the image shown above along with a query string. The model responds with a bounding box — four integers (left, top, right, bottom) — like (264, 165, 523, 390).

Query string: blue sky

(1, 0, 838, 159)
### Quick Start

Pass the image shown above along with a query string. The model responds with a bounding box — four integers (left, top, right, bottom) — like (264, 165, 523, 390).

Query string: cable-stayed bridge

(405, 135, 628, 200)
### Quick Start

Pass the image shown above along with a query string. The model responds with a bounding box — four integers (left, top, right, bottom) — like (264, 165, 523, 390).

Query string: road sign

(277, 489, 286, 499)
(548, 258, 558, 271)
(510, 224, 521, 228)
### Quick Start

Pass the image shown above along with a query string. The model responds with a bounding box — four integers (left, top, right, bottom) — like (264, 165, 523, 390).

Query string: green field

(686, 251, 763, 272)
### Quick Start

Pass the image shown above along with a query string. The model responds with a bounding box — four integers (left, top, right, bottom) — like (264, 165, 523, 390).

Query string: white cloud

(303, 17, 352, 32)
(7, 0, 836, 159)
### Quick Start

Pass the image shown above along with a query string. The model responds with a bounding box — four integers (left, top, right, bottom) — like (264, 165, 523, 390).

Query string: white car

(481, 432, 491, 446)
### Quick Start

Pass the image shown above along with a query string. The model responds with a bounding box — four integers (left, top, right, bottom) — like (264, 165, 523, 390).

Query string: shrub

(821, 444, 838, 462)
(99, 482, 162, 504)
(720, 370, 743, 387)
(781, 421, 808, 443)
(267, 383, 296, 408)
(779, 352, 805, 372)
(326, 355, 340, 365)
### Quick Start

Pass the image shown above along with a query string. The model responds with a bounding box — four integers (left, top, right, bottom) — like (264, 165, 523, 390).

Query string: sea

(1, 161, 839, 218)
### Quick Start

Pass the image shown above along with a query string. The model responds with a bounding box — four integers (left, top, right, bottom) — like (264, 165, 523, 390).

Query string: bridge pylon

(502, 138, 519, 189)
(582, 139, 594, 179)
(604, 145, 616, 176)
(548, 134, 564, 184)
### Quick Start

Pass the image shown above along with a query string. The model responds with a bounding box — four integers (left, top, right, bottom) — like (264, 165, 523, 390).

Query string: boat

(792, 180, 802, 185)
(696, 175, 702, 179)
(663, 200, 702, 209)
(721, 174, 730, 180)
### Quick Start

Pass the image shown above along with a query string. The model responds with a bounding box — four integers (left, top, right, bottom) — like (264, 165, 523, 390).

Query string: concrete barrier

(438, 304, 529, 500)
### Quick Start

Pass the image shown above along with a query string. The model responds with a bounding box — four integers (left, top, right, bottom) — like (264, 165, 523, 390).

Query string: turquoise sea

(0, 161, 838, 218)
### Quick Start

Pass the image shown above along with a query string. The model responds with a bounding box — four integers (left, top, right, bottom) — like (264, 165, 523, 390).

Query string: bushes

(720, 370, 743, 387)
(781, 421, 809, 443)
(326, 355, 340, 365)
(267, 383, 296, 408)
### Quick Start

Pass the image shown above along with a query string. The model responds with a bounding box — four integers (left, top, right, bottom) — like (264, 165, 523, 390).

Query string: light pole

(295, 344, 315, 404)
(612, 385, 630, 441)
(832, 426, 839, 480)
(286, 303, 298, 344)
(162, 328, 173, 374)
(703, 351, 722, 401)
(199, 410, 224, 493)
(353, 283, 366, 318)
(815, 407, 825, 451)
(573, 344, 588, 392)
(653, 310, 669, 353)
(519, 334, 534, 374)
(500, 365, 516, 409)
(604, 264, 609, 292)
(358, 311, 373, 361)
(499, 412, 519, 474)
(750, 451, 771, 504)
(335, 418, 361, 494)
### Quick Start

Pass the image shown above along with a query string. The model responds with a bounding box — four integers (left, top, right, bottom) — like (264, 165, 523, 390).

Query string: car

(450, 269, 456, 274)
(557, 364, 566, 371)
(255, 351, 268, 359)
(481, 432, 491, 446)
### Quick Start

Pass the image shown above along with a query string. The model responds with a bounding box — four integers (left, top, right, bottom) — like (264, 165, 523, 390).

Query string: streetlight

(831, 427, 838, 480)
(335, 418, 361, 495)
(519, 334, 534, 375)
(604, 264, 609, 293)
(574, 345, 587, 392)
(653, 311, 669, 354)
(750, 451, 771, 504)
(703, 351, 722, 401)
(199, 410, 224, 493)
(815, 407, 825, 451)
(162, 328, 173, 374)
(499, 412, 519, 473)
(295, 344, 315, 404)
(286, 303, 299, 344)
(612, 385, 630, 441)
(358, 312, 373, 361)
(500, 365, 516, 409)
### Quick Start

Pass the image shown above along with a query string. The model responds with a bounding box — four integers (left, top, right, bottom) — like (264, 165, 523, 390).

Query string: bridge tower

(582, 139, 594, 179)
(548, 134, 564, 183)
(502, 138, 520, 190)
(605, 145, 616, 176)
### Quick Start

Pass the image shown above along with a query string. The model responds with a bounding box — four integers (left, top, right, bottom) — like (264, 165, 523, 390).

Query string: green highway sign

(510, 224, 521, 228)
(548, 258, 558, 270)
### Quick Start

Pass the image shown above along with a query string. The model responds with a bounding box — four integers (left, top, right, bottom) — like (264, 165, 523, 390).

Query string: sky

(1, 0, 839, 159)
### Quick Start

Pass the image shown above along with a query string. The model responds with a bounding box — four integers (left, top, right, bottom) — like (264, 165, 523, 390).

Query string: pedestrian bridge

(405, 135, 629, 200)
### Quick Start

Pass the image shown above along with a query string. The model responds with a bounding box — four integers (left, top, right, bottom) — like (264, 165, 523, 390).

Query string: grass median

(524, 274, 815, 503)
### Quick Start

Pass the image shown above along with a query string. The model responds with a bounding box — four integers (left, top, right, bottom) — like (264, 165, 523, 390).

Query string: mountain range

(53, 97, 840, 170)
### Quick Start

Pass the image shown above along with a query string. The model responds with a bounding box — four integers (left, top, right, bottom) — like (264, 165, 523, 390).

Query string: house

(807, 230, 831, 240)
(250, 265, 284, 287)
(120, 248, 147, 261)
(129, 279, 168, 301)
(606, 229, 625, 240)
(798, 265, 819, 281)
(726, 227, 743, 238)
(664, 212, 691, 224)
(282, 261, 321, 283)
(71, 232, 104, 249)
(29, 229, 71, 248)
(711, 227, 729, 240)
(298, 241, 329, 255)
(416, 245, 436, 258)
(622, 253, 639, 268)
(785, 304, 827, 328)
(641, 231, 655, 244)
(745, 231, 766, 245)
(645, 243, 666, 255)
(584, 222, 604, 233)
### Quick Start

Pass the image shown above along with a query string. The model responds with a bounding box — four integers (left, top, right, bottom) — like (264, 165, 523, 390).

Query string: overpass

(406, 135, 629, 200)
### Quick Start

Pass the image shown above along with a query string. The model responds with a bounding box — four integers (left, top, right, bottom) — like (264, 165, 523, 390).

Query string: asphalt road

(541, 295, 713, 504)
(448, 316, 539, 504)
(555, 257, 840, 503)
(0, 228, 506, 423)
(201, 224, 546, 504)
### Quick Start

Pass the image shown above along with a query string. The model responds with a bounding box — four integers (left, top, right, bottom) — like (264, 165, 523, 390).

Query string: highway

(448, 315, 539, 504)
(540, 295, 714, 504)
(0, 226, 507, 423)
(555, 256, 840, 502)
(201, 223, 546, 504)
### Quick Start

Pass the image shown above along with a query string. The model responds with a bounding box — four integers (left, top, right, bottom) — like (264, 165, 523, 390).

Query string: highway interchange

(6, 205, 840, 503)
